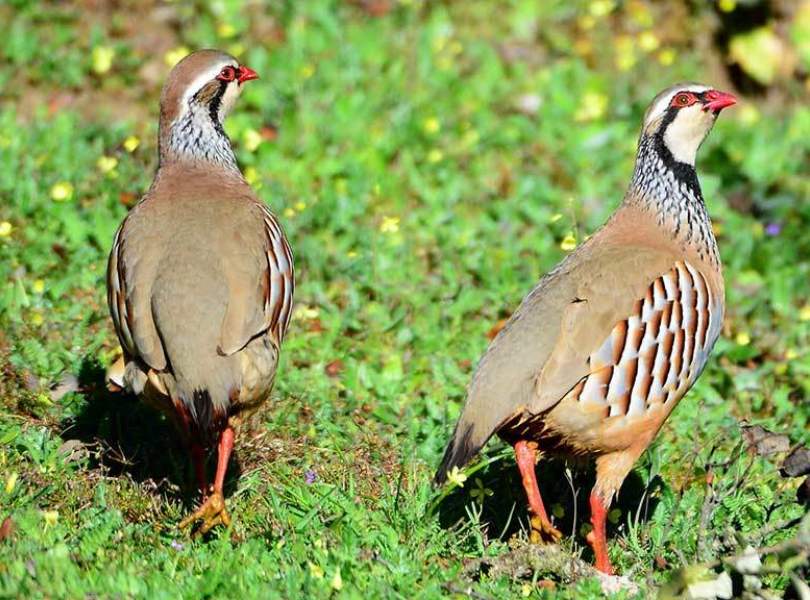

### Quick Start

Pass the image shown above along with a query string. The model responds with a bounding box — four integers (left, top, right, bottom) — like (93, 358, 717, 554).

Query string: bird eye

(217, 66, 236, 82)
(673, 93, 692, 107)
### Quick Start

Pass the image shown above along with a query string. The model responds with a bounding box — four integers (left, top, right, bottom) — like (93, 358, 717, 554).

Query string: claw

(178, 491, 231, 536)
(529, 514, 563, 544)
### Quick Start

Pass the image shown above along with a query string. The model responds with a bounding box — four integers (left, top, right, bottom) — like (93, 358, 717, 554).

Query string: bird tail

(433, 420, 492, 485)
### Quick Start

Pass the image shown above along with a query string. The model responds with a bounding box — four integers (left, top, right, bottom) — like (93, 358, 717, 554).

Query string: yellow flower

(92, 46, 115, 75)
(296, 305, 320, 320)
(422, 117, 441, 134)
(0, 221, 12, 237)
(574, 91, 607, 122)
(32, 280, 45, 294)
(799, 305, 810, 321)
(244, 166, 259, 185)
(657, 48, 676, 66)
(436, 56, 454, 71)
(521, 583, 532, 597)
(589, 0, 615, 17)
(31, 311, 44, 326)
(42, 510, 58, 527)
(431, 34, 448, 54)
(243, 128, 262, 152)
(97, 155, 118, 174)
(283, 207, 295, 218)
(51, 182, 74, 202)
(446, 466, 467, 487)
(735, 332, 751, 346)
(737, 105, 760, 125)
(719, 0, 736, 12)
(164, 47, 190, 67)
(308, 562, 324, 579)
(627, 0, 654, 26)
(123, 136, 140, 152)
(578, 15, 596, 30)
(560, 233, 577, 251)
(615, 35, 637, 71)
(331, 569, 343, 591)
(638, 31, 660, 52)
(785, 348, 798, 360)
(427, 149, 443, 163)
(380, 216, 400, 233)
(300, 64, 315, 79)
(217, 22, 237, 38)
(5, 472, 17, 494)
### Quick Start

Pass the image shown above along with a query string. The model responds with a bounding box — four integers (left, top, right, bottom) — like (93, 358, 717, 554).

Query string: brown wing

(217, 202, 295, 356)
(106, 216, 167, 371)
(434, 243, 682, 482)
(569, 260, 723, 418)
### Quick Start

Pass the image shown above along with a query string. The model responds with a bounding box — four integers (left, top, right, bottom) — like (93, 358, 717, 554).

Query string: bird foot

(178, 491, 231, 536)
(529, 515, 563, 544)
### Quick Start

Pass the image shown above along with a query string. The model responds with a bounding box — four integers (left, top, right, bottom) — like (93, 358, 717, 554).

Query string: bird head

(158, 49, 259, 167)
(160, 49, 258, 130)
(641, 83, 737, 166)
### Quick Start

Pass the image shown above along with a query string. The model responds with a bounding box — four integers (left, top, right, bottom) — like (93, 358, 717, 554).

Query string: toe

(530, 515, 562, 543)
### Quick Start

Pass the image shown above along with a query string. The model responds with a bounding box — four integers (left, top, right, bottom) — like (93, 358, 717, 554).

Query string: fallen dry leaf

(741, 423, 791, 457)
(325, 359, 343, 377)
(486, 318, 508, 341)
(781, 446, 810, 478)
(0, 516, 15, 542)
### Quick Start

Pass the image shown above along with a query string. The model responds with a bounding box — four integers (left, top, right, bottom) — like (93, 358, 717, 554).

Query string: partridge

(435, 84, 736, 573)
(106, 50, 294, 533)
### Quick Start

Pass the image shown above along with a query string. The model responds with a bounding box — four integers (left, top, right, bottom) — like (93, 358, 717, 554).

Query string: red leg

(586, 491, 613, 574)
(179, 426, 234, 534)
(191, 443, 209, 500)
(514, 440, 562, 543)
(213, 426, 235, 495)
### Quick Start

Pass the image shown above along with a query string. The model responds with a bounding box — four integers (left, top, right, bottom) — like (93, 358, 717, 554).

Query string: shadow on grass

(59, 356, 242, 508)
(436, 453, 663, 561)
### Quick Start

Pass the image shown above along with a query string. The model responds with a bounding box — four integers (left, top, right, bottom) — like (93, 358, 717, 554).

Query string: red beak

(703, 90, 737, 113)
(237, 65, 259, 84)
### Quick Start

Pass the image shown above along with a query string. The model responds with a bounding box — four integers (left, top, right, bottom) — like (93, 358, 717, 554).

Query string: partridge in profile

(435, 84, 736, 573)
(107, 50, 294, 533)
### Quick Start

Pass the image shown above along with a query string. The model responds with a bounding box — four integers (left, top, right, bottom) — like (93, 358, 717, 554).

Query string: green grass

(1, 1, 808, 598)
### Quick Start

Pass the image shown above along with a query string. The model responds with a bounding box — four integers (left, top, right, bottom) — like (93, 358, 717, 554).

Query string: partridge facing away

(106, 50, 294, 534)
(435, 84, 736, 573)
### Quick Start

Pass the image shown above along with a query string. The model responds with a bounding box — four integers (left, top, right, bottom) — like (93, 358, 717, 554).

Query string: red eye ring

(217, 66, 237, 82)
(671, 92, 695, 108)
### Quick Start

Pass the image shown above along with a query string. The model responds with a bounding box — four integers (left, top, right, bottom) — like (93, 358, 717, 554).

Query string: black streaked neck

(159, 97, 239, 172)
(627, 133, 720, 266)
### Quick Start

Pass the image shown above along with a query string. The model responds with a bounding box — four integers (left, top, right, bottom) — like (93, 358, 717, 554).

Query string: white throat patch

(662, 104, 716, 166)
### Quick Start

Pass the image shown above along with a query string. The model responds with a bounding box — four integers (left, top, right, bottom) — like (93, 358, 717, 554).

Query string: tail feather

(181, 388, 229, 447)
(433, 423, 488, 485)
